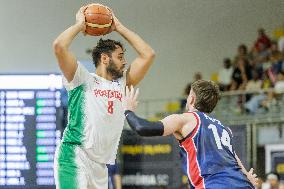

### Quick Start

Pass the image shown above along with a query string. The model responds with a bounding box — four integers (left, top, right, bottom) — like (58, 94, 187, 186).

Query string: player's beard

(106, 58, 124, 80)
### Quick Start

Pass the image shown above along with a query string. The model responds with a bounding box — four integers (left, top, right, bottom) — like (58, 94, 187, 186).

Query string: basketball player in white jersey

(52, 6, 155, 189)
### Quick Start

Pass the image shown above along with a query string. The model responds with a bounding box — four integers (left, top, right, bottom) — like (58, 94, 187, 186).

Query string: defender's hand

(125, 86, 139, 112)
(246, 168, 258, 186)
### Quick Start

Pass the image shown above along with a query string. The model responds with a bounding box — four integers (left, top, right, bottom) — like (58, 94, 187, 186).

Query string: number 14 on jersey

(208, 124, 233, 153)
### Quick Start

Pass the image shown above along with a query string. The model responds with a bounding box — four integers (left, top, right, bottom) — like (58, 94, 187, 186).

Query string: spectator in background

(278, 35, 284, 53)
(218, 58, 233, 91)
(107, 162, 122, 189)
(251, 29, 271, 75)
(259, 54, 272, 76)
(255, 177, 265, 189)
(274, 52, 284, 73)
(264, 70, 284, 107)
(274, 70, 284, 94)
(234, 44, 250, 64)
(230, 59, 250, 90)
(262, 71, 273, 89)
(268, 51, 284, 84)
(255, 42, 271, 65)
(245, 69, 262, 91)
(254, 28, 271, 52)
(262, 172, 284, 189)
(245, 69, 262, 103)
(245, 71, 284, 114)
(270, 41, 279, 54)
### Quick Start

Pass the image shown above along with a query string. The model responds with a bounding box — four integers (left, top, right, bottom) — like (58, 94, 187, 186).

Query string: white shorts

(54, 143, 108, 189)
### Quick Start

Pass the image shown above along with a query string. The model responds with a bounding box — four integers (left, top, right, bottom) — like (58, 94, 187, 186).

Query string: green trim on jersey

(57, 143, 79, 189)
(62, 84, 86, 144)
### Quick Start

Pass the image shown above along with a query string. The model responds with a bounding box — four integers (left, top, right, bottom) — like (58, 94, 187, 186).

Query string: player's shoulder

(199, 112, 223, 125)
(182, 111, 202, 121)
(182, 111, 196, 118)
(181, 111, 200, 126)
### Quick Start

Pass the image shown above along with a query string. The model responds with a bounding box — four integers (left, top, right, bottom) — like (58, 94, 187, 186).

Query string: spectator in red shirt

(254, 28, 271, 52)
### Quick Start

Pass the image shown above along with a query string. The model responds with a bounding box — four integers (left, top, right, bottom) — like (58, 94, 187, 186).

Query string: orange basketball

(84, 4, 114, 36)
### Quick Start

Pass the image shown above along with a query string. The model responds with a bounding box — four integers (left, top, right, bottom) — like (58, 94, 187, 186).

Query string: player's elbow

(145, 49, 155, 60)
(52, 40, 66, 55)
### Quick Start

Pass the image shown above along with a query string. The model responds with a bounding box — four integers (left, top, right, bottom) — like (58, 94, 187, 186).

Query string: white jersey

(62, 62, 126, 164)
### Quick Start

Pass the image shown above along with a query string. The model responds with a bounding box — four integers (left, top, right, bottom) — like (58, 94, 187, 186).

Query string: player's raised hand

(75, 6, 87, 33)
(111, 13, 123, 32)
(125, 86, 139, 111)
(246, 168, 258, 186)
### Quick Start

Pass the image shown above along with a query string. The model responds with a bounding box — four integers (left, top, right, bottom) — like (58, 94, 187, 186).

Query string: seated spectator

(268, 51, 284, 84)
(244, 93, 266, 114)
(262, 71, 273, 89)
(218, 58, 233, 91)
(271, 51, 284, 74)
(230, 59, 250, 90)
(256, 177, 265, 189)
(245, 69, 262, 91)
(254, 28, 271, 52)
(270, 41, 279, 54)
(245, 71, 284, 113)
(234, 44, 253, 67)
(278, 35, 284, 53)
(275, 70, 284, 94)
(262, 172, 284, 189)
(259, 56, 271, 76)
(244, 69, 262, 103)
(256, 42, 271, 64)
(262, 71, 284, 105)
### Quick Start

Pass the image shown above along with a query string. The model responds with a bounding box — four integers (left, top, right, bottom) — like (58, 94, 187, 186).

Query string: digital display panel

(0, 74, 64, 189)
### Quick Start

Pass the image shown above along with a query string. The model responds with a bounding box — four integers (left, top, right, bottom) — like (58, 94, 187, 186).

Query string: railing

(213, 89, 284, 125)
(134, 89, 284, 125)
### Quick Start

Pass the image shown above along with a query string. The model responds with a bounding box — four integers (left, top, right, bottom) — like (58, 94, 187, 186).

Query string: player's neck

(188, 106, 198, 112)
(95, 67, 113, 81)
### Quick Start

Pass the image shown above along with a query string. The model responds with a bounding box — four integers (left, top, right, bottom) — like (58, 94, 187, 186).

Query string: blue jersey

(179, 111, 254, 189)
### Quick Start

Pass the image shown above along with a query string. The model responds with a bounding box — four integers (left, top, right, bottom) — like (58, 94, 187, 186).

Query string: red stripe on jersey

(181, 112, 205, 189)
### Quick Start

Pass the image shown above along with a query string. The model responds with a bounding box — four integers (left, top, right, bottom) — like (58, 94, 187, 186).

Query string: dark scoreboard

(0, 74, 64, 189)
(120, 130, 183, 189)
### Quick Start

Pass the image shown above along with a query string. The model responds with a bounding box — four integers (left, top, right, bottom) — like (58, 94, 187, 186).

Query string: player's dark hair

(92, 39, 124, 67)
(191, 80, 220, 113)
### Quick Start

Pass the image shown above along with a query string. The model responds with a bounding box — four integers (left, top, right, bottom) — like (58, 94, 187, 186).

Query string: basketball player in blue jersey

(53, 5, 155, 189)
(124, 81, 258, 189)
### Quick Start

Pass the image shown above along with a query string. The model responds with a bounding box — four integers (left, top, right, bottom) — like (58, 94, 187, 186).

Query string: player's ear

(190, 95, 195, 106)
(101, 53, 110, 65)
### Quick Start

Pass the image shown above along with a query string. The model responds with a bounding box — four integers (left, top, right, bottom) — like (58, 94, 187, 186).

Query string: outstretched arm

(52, 6, 86, 82)
(113, 15, 155, 86)
(235, 154, 258, 186)
(124, 86, 192, 137)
